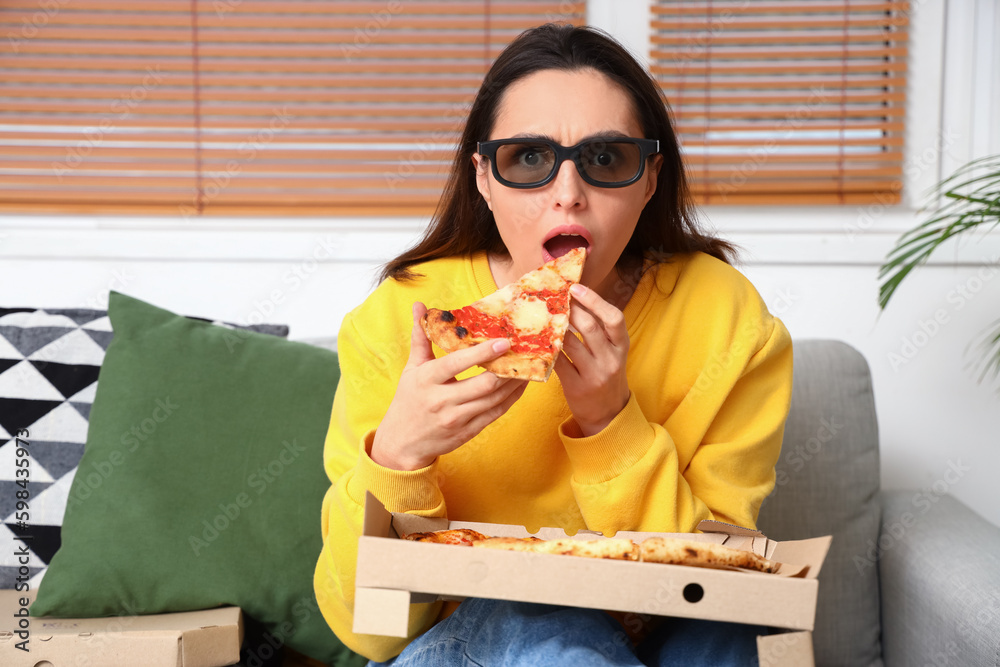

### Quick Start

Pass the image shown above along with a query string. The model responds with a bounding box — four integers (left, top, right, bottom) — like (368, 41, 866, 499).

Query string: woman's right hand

(370, 302, 528, 471)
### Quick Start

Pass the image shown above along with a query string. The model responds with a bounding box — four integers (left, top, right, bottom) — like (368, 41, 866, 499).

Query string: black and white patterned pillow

(0, 306, 288, 589)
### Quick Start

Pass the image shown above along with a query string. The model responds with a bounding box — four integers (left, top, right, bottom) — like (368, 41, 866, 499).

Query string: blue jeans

(368, 598, 765, 666)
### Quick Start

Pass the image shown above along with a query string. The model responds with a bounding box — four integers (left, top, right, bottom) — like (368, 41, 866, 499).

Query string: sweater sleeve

(561, 310, 793, 535)
(313, 311, 447, 662)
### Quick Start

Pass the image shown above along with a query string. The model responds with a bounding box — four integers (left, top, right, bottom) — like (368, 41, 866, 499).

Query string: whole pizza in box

(400, 528, 780, 574)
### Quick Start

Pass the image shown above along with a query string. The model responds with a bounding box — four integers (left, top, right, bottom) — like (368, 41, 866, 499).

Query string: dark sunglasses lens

(579, 141, 643, 184)
(494, 143, 556, 184)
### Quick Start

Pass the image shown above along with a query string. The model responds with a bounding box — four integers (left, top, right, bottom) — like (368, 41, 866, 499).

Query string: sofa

(758, 339, 1000, 666)
(2, 295, 998, 666)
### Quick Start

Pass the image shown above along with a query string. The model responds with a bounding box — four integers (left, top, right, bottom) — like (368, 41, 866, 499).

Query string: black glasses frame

(476, 137, 660, 189)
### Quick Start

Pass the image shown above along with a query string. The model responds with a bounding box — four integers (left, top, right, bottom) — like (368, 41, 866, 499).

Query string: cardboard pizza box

(353, 491, 831, 666)
(0, 589, 242, 667)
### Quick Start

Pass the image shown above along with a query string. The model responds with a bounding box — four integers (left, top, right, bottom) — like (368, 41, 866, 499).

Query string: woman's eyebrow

(506, 131, 635, 143)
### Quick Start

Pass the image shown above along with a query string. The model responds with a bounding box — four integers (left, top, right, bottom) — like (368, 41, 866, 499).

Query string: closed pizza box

(0, 589, 242, 667)
(354, 492, 831, 667)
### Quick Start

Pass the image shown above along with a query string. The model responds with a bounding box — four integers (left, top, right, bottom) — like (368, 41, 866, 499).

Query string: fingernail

(570, 284, 586, 297)
(492, 339, 510, 353)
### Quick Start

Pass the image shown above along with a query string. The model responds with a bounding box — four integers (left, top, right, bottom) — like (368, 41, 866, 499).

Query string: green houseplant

(878, 153, 1000, 385)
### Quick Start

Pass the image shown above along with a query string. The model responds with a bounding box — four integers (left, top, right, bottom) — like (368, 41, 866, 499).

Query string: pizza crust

(481, 351, 554, 382)
(422, 308, 487, 352)
(638, 537, 777, 573)
(401, 529, 488, 545)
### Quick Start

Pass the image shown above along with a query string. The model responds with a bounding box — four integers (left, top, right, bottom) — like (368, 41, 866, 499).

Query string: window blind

(0, 1, 584, 216)
(651, 0, 909, 205)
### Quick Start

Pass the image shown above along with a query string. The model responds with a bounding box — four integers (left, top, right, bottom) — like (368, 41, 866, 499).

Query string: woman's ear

(643, 154, 663, 206)
(472, 153, 493, 211)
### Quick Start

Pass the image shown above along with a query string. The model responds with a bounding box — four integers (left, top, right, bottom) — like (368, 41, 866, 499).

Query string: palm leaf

(965, 318, 1000, 390)
(879, 154, 1000, 388)
(879, 155, 1000, 310)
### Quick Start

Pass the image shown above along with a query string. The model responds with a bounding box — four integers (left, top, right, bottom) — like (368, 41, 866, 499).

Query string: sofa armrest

(879, 490, 1000, 667)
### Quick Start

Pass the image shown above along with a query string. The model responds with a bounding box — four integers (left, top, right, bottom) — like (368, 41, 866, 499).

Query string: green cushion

(30, 291, 365, 666)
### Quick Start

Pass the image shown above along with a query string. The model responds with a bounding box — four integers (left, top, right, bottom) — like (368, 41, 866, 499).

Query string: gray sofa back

(757, 339, 884, 666)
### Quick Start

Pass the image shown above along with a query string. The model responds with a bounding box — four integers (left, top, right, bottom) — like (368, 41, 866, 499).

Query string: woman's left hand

(553, 283, 631, 437)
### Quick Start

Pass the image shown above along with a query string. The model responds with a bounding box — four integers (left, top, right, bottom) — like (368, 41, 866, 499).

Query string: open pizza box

(354, 491, 832, 666)
(0, 589, 242, 667)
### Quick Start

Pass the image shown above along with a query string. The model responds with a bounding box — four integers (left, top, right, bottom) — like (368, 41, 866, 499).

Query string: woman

(314, 23, 793, 666)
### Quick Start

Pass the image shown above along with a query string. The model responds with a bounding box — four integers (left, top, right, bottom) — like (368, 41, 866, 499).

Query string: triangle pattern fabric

(0, 441, 55, 483)
(83, 328, 114, 351)
(69, 401, 93, 421)
(31, 360, 101, 400)
(15, 524, 64, 566)
(3, 469, 74, 526)
(30, 328, 107, 366)
(0, 308, 112, 588)
(0, 358, 18, 375)
(25, 401, 92, 445)
(0, 334, 22, 360)
(0, 361, 64, 400)
(82, 314, 112, 331)
(58, 308, 108, 327)
(0, 480, 54, 527)
(0, 326, 76, 358)
(25, 441, 85, 482)
(0, 522, 53, 567)
(0, 310, 79, 328)
(0, 397, 64, 438)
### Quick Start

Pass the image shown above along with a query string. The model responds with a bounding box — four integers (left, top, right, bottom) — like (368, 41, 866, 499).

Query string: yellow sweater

(313, 251, 793, 662)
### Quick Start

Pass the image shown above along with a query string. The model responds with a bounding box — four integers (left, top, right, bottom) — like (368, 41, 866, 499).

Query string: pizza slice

(472, 536, 637, 560)
(422, 247, 586, 382)
(638, 537, 778, 573)
(401, 528, 488, 546)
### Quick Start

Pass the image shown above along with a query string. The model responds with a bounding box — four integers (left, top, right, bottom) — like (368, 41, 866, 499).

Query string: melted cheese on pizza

(509, 296, 550, 334)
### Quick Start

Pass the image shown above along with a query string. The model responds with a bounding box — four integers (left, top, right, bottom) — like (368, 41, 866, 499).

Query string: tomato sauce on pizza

(422, 247, 586, 382)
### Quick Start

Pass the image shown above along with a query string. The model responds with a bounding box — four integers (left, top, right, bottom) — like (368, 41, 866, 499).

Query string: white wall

(2, 1, 999, 526)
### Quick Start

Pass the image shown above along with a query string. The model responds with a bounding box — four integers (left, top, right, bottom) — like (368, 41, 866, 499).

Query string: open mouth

(542, 228, 591, 262)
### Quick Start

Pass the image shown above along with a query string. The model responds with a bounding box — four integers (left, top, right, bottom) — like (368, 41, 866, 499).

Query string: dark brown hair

(380, 23, 736, 283)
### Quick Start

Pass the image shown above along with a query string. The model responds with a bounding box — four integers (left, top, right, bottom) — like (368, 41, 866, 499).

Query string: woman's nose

(549, 158, 586, 208)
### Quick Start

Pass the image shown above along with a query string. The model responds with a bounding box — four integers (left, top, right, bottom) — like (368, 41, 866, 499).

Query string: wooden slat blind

(651, 0, 909, 205)
(0, 1, 584, 216)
